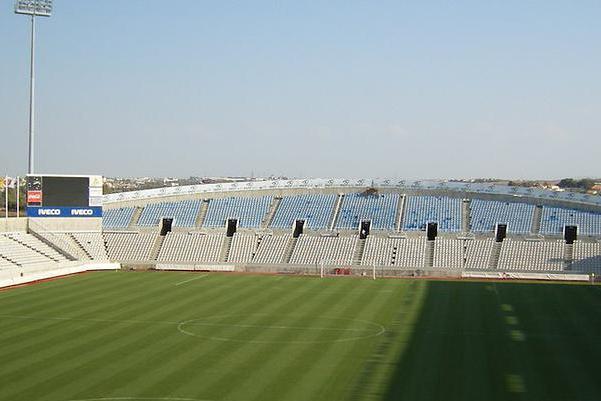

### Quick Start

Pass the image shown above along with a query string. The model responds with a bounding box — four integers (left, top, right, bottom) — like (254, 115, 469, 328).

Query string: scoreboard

(27, 174, 103, 218)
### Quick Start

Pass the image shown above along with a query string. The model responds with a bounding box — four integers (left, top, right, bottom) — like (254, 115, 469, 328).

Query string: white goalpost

(319, 259, 376, 280)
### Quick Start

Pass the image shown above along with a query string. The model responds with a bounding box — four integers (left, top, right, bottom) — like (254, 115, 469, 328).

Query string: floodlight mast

(15, 0, 53, 175)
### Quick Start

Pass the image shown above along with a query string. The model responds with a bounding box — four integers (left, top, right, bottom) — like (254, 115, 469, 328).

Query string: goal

(319, 260, 376, 279)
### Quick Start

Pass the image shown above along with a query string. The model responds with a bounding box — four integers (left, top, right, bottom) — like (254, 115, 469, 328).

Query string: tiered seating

(433, 239, 464, 269)
(252, 235, 290, 264)
(362, 236, 398, 266)
(138, 200, 201, 227)
(271, 194, 336, 230)
(203, 197, 272, 228)
(335, 193, 399, 230)
(72, 233, 109, 260)
(157, 232, 223, 263)
(103, 207, 135, 229)
(6, 233, 68, 262)
(362, 237, 426, 268)
(394, 238, 426, 267)
(228, 233, 257, 263)
(104, 232, 156, 261)
(0, 256, 18, 269)
(464, 239, 494, 270)
(0, 234, 66, 266)
(540, 207, 601, 236)
(470, 199, 534, 234)
(498, 240, 564, 271)
(572, 242, 601, 272)
(403, 196, 462, 231)
(290, 235, 357, 265)
(38, 232, 88, 260)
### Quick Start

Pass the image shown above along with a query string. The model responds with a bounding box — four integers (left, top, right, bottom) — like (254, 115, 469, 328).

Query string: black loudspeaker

(359, 220, 371, 240)
(426, 222, 438, 241)
(564, 225, 577, 244)
(226, 218, 238, 237)
(495, 223, 507, 243)
(293, 219, 305, 238)
(160, 218, 173, 236)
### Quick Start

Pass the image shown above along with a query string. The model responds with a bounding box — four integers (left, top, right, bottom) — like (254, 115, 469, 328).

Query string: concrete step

(262, 197, 282, 229)
(329, 194, 344, 230)
(220, 236, 233, 262)
(196, 200, 209, 228)
(352, 238, 366, 265)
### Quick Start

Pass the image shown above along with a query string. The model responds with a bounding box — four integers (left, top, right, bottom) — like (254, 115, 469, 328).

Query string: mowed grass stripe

(2, 273, 601, 401)
(212, 277, 373, 401)
(0, 271, 112, 305)
(0, 271, 202, 363)
(302, 279, 411, 401)
(245, 278, 401, 401)
(0, 273, 239, 399)
(14, 274, 267, 401)
(505, 283, 601, 400)
(345, 280, 429, 401)
(0, 272, 171, 362)
(0, 271, 139, 315)
(136, 275, 330, 398)
(72, 273, 293, 400)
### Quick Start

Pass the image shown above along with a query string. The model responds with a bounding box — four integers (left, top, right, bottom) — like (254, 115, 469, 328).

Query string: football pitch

(0, 271, 600, 401)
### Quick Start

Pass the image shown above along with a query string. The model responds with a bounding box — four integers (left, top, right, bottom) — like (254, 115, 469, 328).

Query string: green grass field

(0, 271, 600, 401)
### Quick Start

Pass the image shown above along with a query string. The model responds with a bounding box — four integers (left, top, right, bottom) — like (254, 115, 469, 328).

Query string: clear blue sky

(1, 1, 600, 179)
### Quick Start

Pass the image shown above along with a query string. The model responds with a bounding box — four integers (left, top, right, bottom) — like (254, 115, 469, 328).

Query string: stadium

(1, 176, 601, 401)
(2, 1, 601, 401)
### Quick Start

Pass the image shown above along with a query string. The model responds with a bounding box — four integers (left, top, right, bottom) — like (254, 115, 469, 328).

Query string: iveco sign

(71, 209, 94, 216)
(38, 208, 60, 216)
(27, 206, 103, 218)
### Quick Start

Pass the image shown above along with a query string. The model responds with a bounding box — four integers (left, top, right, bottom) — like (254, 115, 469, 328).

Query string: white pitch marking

(0, 314, 179, 326)
(174, 274, 208, 286)
(65, 397, 212, 401)
(0, 314, 371, 333)
(182, 320, 373, 333)
(0, 313, 387, 344)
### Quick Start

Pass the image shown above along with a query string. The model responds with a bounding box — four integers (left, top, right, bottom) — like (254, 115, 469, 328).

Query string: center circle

(177, 314, 385, 344)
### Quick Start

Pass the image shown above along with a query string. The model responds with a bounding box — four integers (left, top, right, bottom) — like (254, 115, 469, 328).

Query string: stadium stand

(335, 193, 399, 230)
(102, 207, 136, 229)
(252, 234, 290, 264)
(289, 235, 357, 265)
(0, 233, 68, 266)
(361, 236, 425, 267)
(138, 200, 201, 227)
(72, 233, 109, 260)
(203, 196, 272, 228)
(403, 196, 462, 232)
(433, 239, 465, 269)
(157, 232, 224, 263)
(470, 199, 535, 234)
(572, 241, 601, 272)
(228, 233, 257, 263)
(540, 207, 601, 236)
(42, 232, 89, 260)
(498, 239, 565, 271)
(89, 181, 601, 276)
(464, 239, 494, 270)
(104, 232, 157, 261)
(270, 194, 337, 230)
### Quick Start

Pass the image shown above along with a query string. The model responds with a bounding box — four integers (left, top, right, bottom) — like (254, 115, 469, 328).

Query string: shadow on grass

(355, 280, 601, 401)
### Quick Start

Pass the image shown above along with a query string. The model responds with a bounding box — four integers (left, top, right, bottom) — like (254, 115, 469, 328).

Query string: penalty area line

(175, 274, 208, 286)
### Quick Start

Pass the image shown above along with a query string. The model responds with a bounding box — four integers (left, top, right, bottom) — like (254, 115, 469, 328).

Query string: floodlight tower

(14, 0, 53, 175)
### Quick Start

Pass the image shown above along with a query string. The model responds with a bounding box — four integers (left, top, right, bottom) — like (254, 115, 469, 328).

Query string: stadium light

(14, 0, 53, 174)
